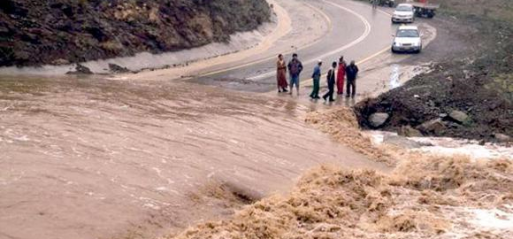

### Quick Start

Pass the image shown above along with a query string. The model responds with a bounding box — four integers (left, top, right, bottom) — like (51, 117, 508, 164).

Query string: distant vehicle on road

(391, 25, 423, 54)
(411, 0, 440, 18)
(369, 0, 395, 8)
(392, 3, 415, 24)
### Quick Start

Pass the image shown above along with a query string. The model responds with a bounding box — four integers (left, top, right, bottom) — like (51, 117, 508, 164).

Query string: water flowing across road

(0, 76, 388, 239)
(0, 0, 423, 238)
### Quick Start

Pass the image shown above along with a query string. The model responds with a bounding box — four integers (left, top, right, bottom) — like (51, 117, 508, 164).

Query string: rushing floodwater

(0, 75, 386, 239)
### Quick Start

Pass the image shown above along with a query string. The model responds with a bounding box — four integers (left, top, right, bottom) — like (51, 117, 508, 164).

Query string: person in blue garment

(310, 60, 322, 99)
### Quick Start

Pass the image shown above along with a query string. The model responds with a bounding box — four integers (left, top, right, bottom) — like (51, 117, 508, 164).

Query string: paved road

(191, 0, 395, 92)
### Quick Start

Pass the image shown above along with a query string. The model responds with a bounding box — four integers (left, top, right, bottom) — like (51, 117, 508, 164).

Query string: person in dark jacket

(287, 53, 304, 95)
(345, 60, 359, 98)
(323, 61, 337, 102)
(310, 60, 322, 99)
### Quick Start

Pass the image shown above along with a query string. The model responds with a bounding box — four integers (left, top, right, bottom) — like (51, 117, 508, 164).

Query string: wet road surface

(191, 0, 395, 92)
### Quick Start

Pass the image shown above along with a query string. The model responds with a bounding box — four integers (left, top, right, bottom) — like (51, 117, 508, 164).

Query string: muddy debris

(306, 107, 396, 166)
(169, 156, 513, 239)
(398, 125, 423, 137)
(66, 63, 93, 75)
(417, 118, 446, 136)
(494, 133, 512, 143)
(51, 58, 70, 65)
(108, 63, 131, 73)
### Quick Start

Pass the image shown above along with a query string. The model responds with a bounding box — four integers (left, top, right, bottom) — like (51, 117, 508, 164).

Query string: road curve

(191, 0, 395, 92)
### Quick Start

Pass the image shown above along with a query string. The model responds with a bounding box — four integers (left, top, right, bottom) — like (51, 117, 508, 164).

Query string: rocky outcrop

(0, 0, 271, 67)
(66, 63, 93, 75)
(448, 110, 469, 124)
(418, 118, 446, 136)
(368, 113, 389, 128)
(109, 63, 130, 73)
(398, 126, 423, 137)
(494, 133, 511, 143)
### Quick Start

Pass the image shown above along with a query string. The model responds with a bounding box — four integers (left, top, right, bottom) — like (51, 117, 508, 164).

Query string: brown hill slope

(0, 0, 270, 67)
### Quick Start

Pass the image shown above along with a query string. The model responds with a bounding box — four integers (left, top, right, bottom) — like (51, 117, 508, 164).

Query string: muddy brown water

(0, 76, 388, 239)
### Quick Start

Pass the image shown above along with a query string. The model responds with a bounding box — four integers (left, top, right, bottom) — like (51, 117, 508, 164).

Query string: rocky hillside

(0, 0, 271, 67)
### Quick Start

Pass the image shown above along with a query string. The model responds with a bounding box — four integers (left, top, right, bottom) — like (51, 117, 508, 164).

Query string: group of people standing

(276, 53, 303, 95)
(276, 54, 359, 102)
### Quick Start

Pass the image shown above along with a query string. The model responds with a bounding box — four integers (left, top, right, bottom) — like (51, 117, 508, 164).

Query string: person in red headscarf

(276, 54, 288, 93)
(336, 56, 347, 95)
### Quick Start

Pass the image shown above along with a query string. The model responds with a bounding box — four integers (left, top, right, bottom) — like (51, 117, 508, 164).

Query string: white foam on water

(469, 207, 513, 230)
(367, 131, 513, 160)
(389, 64, 402, 89)
(412, 137, 513, 160)
(143, 203, 161, 210)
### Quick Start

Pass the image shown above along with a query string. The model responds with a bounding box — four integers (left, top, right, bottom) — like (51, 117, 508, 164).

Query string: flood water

(0, 75, 387, 239)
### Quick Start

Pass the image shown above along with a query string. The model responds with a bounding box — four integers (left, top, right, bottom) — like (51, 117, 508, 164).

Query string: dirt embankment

(0, 0, 270, 67)
(354, 0, 513, 142)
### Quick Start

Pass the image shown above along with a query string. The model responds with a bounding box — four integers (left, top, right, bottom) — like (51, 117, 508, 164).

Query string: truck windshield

(397, 29, 419, 38)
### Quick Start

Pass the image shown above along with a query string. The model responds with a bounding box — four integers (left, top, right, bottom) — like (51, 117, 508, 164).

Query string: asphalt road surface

(191, 0, 395, 92)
